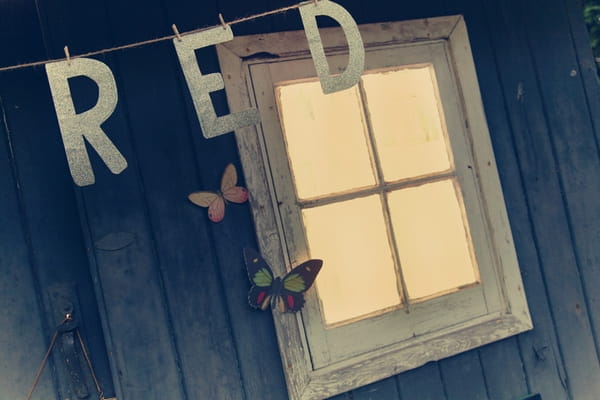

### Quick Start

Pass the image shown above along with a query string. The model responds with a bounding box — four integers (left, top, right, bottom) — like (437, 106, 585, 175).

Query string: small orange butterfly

(188, 163, 249, 223)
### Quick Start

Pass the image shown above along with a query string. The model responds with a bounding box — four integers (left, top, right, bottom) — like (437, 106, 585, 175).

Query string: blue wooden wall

(1, 0, 599, 399)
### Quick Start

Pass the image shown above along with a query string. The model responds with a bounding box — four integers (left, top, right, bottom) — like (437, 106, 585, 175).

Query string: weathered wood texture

(1, 0, 599, 399)
(0, 1, 115, 398)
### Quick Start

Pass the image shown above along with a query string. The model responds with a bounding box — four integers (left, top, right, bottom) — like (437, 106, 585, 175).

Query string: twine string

(76, 329, 104, 398)
(24, 330, 60, 400)
(0, 0, 315, 73)
(25, 315, 71, 400)
(25, 314, 107, 400)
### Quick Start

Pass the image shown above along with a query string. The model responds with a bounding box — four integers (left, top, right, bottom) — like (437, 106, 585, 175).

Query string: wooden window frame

(217, 15, 532, 400)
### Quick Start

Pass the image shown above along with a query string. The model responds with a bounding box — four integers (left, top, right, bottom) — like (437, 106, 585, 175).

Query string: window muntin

(275, 64, 480, 326)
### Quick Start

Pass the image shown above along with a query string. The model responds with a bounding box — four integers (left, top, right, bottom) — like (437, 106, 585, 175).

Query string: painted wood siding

(0, 0, 598, 399)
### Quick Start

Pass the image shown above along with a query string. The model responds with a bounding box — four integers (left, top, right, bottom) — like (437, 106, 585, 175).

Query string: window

(218, 15, 532, 399)
(276, 65, 481, 326)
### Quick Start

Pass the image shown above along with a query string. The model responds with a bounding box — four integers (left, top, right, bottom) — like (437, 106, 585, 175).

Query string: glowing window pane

(388, 180, 479, 301)
(302, 195, 401, 325)
(362, 66, 452, 181)
(276, 81, 375, 199)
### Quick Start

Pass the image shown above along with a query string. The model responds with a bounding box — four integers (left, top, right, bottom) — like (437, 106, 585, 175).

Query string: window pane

(302, 195, 401, 325)
(388, 180, 479, 301)
(276, 81, 376, 199)
(362, 66, 452, 181)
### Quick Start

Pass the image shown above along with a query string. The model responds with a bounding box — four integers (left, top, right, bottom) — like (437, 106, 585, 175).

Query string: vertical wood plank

(439, 1, 534, 399)
(359, 0, 444, 23)
(0, 68, 118, 398)
(0, 0, 116, 397)
(439, 352, 489, 400)
(175, 1, 292, 398)
(351, 376, 400, 400)
(34, 0, 112, 59)
(326, 393, 352, 400)
(0, 72, 118, 398)
(522, 0, 600, 358)
(266, 0, 363, 33)
(98, 0, 248, 397)
(521, 0, 600, 340)
(171, 2, 291, 398)
(397, 362, 446, 400)
(0, 102, 58, 400)
(33, 2, 190, 399)
(267, 0, 305, 32)
(480, 0, 600, 397)
(0, 3, 62, 397)
(443, 0, 571, 397)
(220, 0, 271, 35)
(478, 2, 598, 398)
(76, 86, 188, 400)
(565, 0, 600, 146)
(479, 339, 529, 400)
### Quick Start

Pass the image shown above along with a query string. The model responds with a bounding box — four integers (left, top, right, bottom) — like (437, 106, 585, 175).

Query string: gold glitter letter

(174, 26, 260, 139)
(46, 58, 127, 186)
(300, 0, 365, 94)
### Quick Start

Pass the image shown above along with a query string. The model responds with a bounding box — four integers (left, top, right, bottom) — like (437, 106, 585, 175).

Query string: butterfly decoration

(188, 163, 249, 223)
(243, 247, 323, 312)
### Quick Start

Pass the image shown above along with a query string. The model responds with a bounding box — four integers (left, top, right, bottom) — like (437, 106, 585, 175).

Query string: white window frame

(217, 15, 532, 400)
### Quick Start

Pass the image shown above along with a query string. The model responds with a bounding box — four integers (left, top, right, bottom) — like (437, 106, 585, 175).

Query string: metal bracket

(47, 284, 90, 399)
(58, 316, 89, 398)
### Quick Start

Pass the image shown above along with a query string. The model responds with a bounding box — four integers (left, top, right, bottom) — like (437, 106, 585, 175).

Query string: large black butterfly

(243, 247, 323, 312)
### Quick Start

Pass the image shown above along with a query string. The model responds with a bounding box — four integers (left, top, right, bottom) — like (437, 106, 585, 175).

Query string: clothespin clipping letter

(173, 22, 260, 139)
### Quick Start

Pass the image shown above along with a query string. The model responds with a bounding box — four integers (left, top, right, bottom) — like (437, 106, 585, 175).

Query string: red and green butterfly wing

(279, 259, 323, 312)
(243, 248, 323, 312)
(243, 248, 275, 310)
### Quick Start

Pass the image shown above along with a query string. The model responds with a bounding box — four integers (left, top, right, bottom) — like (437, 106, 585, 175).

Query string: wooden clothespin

(172, 24, 182, 41)
(64, 46, 71, 64)
(218, 13, 228, 30)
